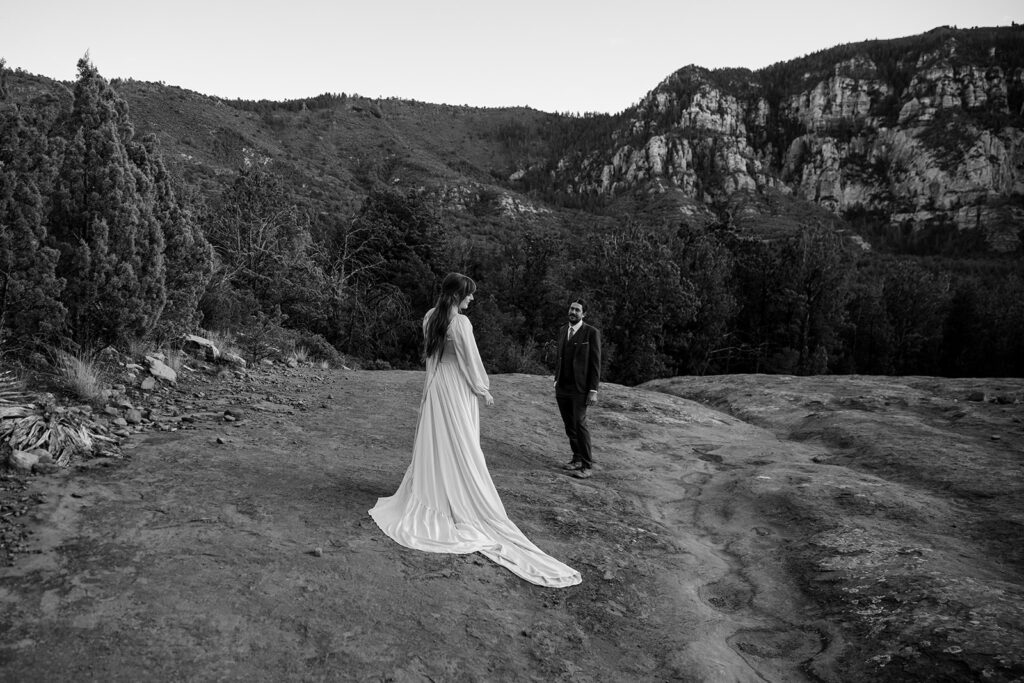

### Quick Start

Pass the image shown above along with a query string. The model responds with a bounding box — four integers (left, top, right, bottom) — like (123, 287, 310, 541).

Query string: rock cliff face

(553, 28, 1024, 252)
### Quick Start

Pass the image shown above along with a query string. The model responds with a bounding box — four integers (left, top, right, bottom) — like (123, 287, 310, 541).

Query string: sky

(2, 0, 1021, 114)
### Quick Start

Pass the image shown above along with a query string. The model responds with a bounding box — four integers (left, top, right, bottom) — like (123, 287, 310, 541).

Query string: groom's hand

(586, 390, 598, 406)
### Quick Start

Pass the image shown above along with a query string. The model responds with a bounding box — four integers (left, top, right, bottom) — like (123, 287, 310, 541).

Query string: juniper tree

(0, 62, 66, 349)
(131, 136, 213, 341)
(48, 57, 166, 348)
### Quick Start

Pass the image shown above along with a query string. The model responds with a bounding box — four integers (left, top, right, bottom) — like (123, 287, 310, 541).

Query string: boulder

(184, 334, 221, 361)
(146, 356, 177, 385)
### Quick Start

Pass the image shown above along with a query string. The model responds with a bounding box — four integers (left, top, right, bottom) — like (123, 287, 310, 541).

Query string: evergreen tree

(48, 57, 166, 347)
(0, 63, 66, 348)
(576, 223, 695, 385)
(341, 189, 448, 364)
(882, 260, 948, 374)
(776, 223, 855, 374)
(131, 136, 213, 341)
(666, 224, 736, 375)
(843, 268, 894, 374)
(726, 235, 790, 372)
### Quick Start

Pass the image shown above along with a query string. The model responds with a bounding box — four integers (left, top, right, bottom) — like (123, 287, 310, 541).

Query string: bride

(369, 273, 582, 588)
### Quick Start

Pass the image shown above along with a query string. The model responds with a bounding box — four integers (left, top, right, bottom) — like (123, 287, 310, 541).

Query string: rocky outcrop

(554, 30, 1024, 252)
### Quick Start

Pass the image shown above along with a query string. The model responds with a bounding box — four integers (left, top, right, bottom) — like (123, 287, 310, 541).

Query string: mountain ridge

(5, 24, 1022, 255)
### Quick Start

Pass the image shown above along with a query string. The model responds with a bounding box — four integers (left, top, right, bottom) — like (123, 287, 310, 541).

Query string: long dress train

(369, 310, 581, 588)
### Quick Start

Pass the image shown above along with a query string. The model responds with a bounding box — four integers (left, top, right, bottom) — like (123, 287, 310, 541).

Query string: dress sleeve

(452, 315, 490, 397)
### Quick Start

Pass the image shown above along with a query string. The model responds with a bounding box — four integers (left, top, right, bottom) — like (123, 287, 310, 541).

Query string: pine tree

(0, 62, 66, 349)
(48, 57, 165, 348)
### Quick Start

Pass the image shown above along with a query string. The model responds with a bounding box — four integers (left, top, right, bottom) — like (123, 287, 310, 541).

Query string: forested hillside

(2, 25, 1023, 386)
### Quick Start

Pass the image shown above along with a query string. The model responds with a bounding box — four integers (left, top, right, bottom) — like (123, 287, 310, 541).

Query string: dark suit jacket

(555, 323, 601, 394)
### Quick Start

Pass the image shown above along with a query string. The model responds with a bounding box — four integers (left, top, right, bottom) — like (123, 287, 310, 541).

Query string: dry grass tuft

(290, 345, 310, 365)
(161, 347, 185, 373)
(203, 329, 243, 358)
(53, 349, 106, 403)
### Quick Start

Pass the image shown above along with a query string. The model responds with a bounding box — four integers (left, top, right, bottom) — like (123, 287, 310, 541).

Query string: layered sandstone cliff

(555, 30, 1024, 251)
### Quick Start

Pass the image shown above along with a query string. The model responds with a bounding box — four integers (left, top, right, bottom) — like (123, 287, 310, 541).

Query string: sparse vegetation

(51, 349, 105, 404)
(161, 348, 185, 373)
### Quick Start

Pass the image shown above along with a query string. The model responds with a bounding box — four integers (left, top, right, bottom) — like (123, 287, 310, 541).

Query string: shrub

(235, 310, 293, 365)
(295, 332, 342, 364)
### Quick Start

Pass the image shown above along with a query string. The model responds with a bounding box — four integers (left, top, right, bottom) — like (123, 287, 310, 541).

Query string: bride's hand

(483, 392, 494, 407)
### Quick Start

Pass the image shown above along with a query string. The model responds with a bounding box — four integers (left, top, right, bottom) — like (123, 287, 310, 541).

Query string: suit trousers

(556, 390, 592, 469)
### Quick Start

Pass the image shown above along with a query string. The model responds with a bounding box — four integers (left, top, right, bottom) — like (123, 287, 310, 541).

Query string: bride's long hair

(424, 272, 477, 361)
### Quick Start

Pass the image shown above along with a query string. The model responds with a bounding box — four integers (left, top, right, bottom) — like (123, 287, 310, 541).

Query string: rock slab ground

(1, 367, 1022, 682)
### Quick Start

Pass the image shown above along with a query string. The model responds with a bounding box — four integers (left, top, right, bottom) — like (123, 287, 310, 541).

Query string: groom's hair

(570, 298, 586, 313)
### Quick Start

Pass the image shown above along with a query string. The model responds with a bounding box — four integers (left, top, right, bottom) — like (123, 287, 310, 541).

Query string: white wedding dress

(369, 310, 581, 588)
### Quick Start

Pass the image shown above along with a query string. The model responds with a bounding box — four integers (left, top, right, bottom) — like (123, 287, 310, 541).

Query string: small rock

(313, 546, 323, 557)
(112, 417, 128, 427)
(140, 377, 157, 391)
(221, 352, 246, 368)
(216, 437, 227, 445)
(125, 409, 143, 425)
(287, 358, 298, 368)
(967, 391, 987, 402)
(223, 414, 236, 422)
(32, 463, 60, 475)
(8, 449, 39, 472)
(103, 405, 120, 417)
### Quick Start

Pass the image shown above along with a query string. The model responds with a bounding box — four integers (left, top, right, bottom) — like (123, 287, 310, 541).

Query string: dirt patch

(1, 367, 1022, 681)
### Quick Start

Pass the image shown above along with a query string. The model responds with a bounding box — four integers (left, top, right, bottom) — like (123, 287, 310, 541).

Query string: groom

(554, 298, 601, 479)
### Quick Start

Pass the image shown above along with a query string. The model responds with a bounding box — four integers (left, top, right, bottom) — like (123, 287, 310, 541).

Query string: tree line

(2, 59, 1022, 385)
